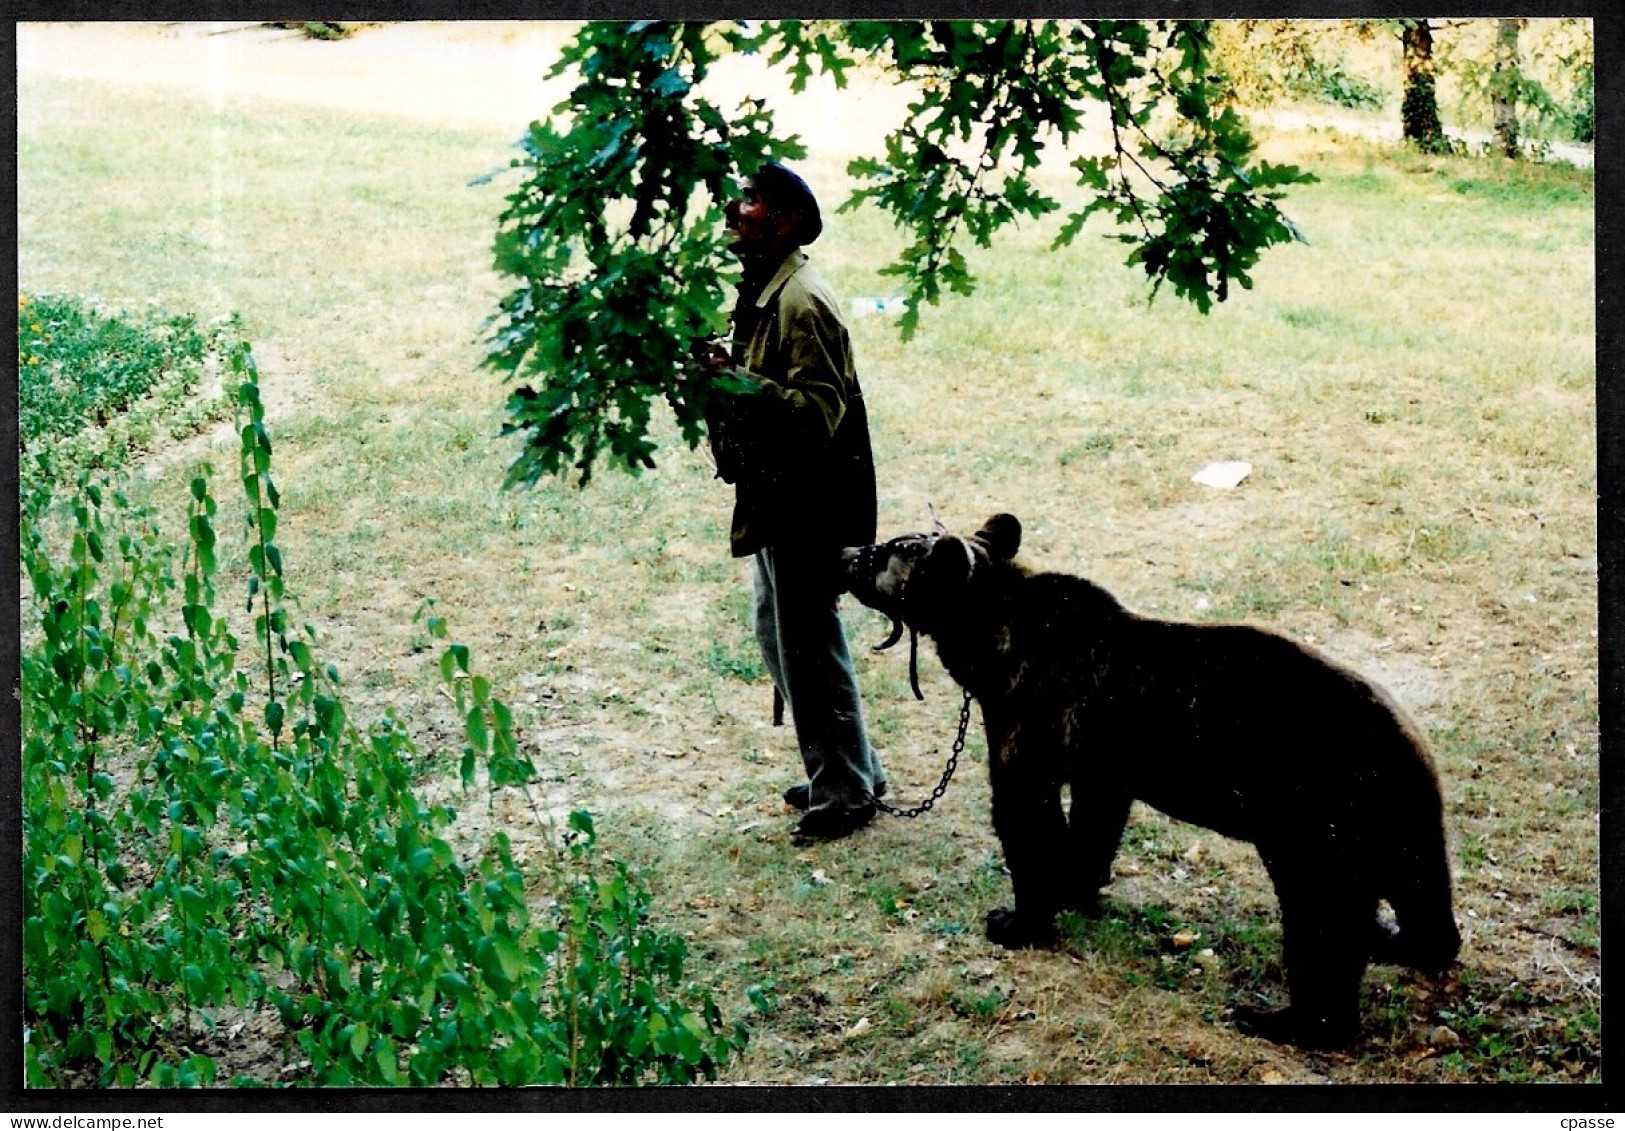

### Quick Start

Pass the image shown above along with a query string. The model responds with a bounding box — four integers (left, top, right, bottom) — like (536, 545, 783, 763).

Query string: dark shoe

(790, 803, 876, 843)
(783, 780, 886, 811)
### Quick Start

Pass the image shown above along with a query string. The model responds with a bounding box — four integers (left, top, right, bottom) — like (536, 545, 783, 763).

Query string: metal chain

(870, 688, 975, 819)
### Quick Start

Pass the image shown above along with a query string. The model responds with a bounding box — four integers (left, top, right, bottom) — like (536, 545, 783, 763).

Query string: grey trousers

(753, 546, 887, 814)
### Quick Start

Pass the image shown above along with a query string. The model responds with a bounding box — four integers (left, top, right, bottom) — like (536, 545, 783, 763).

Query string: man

(701, 162, 888, 843)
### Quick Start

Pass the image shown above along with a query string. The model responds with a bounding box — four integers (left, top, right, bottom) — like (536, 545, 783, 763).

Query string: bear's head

(841, 513, 1022, 635)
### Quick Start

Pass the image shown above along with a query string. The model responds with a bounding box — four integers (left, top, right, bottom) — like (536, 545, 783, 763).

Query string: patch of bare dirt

(140, 339, 314, 480)
(17, 20, 921, 162)
(1250, 106, 1594, 168)
(19, 22, 576, 133)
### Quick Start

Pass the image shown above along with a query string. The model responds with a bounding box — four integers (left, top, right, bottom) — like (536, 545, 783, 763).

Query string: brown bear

(841, 512, 1460, 1049)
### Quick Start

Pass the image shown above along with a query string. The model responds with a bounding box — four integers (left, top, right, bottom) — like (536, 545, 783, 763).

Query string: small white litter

(1191, 460, 1253, 490)
(849, 295, 908, 317)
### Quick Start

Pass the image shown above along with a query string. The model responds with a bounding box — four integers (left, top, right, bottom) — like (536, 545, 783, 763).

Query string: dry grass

(17, 23, 1598, 1087)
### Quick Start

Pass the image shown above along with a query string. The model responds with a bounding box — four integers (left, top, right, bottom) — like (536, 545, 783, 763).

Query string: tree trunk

(1493, 18, 1525, 159)
(1401, 20, 1449, 154)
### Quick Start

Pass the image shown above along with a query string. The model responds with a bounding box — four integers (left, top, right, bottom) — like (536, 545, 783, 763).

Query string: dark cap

(753, 161, 823, 246)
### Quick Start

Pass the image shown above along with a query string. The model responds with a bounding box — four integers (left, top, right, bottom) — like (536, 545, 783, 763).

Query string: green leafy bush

(1565, 65, 1593, 143)
(264, 22, 356, 41)
(21, 345, 764, 1086)
(17, 293, 231, 492)
(300, 22, 352, 41)
(1286, 57, 1387, 110)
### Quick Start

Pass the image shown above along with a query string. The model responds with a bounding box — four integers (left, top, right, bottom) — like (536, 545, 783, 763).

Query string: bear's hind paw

(1057, 890, 1106, 916)
(985, 906, 1055, 949)
(1231, 1004, 1357, 1050)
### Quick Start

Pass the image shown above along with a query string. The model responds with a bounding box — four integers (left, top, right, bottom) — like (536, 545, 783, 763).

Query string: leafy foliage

(1565, 58, 1594, 144)
(485, 22, 800, 487)
(836, 22, 1315, 322)
(266, 21, 355, 41)
(21, 343, 765, 1086)
(1221, 19, 1595, 152)
(486, 19, 1315, 486)
(1210, 22, 1387, 111)
(17, 293, 231, 490)
(1446, 18, 1597, 151)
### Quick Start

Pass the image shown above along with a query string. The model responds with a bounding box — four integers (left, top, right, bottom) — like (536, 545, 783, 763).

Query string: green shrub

(1282, 57, 1387, 111)
(1566, 61, 1594, 143)
(19, 293, 207, 440)
(21, 347, 764, 1086)
(17, 293, 231, 493)
(265, 22, 356, 41)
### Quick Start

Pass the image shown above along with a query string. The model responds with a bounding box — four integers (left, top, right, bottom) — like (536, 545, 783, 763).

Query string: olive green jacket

(710, 251, 877, 560)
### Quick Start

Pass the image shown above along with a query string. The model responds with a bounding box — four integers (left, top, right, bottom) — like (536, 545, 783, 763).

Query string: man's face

(724, 177, 789, 260)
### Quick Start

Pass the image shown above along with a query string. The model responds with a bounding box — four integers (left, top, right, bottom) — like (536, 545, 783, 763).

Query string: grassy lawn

(17, 32, 1597, 1088)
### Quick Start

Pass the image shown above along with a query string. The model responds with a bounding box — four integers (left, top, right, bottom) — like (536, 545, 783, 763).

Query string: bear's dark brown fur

(842, 513, 1460, 1048)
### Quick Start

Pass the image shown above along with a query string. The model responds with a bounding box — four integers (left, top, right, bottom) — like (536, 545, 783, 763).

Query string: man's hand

(690, 335, 731, 372)
(700, 342, 731, 372)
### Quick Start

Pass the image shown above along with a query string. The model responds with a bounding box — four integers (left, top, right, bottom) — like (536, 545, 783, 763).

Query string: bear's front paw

(985, 905, 1055, 949)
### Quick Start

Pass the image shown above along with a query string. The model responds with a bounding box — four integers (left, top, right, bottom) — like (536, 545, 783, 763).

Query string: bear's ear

(976, 513, 1022, 560)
